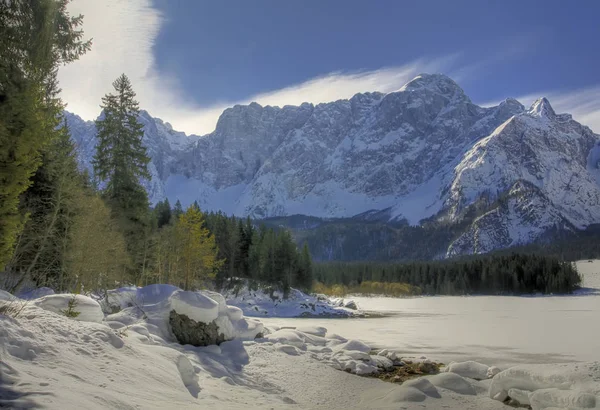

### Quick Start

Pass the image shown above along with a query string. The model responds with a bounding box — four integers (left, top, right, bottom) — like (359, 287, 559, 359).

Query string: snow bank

(103, 284, 181, 312)
(442, 360, 495, 380)
(489, 362, 600, 409)
(32, 294, 104, 323)
(0, 289, 16, 301)
(223, 284, 357, 318)
(4, 286, 599, 409)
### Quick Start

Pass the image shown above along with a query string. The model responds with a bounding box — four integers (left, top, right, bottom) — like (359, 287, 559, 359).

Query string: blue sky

(58, 0, 600, 135)
(150, 0, 598, 105)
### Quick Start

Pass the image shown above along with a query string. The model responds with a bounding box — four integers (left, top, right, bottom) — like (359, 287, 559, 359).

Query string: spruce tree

(295, 243, 313, 291)
(154, 198, 172, 228)
(11, 120, 83, 288)
(173, 200, 184, 220)
(0, 0, 90, 269)
(93, 74, 151, 280)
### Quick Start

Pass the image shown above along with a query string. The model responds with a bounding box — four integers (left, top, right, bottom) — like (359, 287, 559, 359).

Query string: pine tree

(92, 74, 151, 280)
(0, 0, 90, 269)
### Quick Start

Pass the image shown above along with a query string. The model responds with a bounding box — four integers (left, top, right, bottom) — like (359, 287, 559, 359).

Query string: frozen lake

(263, 260, 600, 366)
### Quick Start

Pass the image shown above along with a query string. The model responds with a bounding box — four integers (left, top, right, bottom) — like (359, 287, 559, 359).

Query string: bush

(61, 296, 81, 318)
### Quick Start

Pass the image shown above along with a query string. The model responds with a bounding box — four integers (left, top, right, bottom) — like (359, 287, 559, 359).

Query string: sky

(58, 0, 600, 135)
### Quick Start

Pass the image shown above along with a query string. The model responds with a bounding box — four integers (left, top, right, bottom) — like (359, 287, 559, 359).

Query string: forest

(313, 253, 582, 295)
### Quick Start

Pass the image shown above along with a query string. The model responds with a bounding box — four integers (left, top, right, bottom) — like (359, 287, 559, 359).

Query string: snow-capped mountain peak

(528, 97, 556, 118)
(398, 73, 470, 103)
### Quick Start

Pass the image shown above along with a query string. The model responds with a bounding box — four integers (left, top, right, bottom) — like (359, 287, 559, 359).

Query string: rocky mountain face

(66, 74, 600, 258)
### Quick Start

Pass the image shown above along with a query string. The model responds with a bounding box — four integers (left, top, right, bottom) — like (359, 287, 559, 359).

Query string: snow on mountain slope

(66, 110, 199, 202)
(64, 74, 600, 256)
(444, 98, 600, 253)
(446, 181, 576, 256)
(66, 74, 523, 218)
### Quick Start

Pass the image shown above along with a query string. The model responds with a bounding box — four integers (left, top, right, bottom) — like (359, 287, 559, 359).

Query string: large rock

(169, 310, 226, 347)
(344, 300, 358, 310)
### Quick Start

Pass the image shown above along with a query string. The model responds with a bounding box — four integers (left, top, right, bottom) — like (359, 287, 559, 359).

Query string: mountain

(65, 73, 600, 258)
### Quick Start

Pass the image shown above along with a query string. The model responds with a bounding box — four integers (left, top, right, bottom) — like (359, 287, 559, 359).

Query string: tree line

(153, 200, 313, 292)
(314, 253, 582, 295)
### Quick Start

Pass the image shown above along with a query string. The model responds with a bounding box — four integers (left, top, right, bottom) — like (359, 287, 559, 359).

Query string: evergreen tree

(295, 243, 313, 291)
(173, 199, 184, 220)
(0, 0, 90, 269)
(10, 120, 82, 288)
(275, 231, 297, 291)
(92, 74, 151, 279)
(154, 198, 172, 228)
(235, 219, 251, 277)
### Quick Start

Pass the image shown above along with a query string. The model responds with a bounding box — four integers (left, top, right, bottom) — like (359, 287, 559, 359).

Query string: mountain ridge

(65, 73, 600, 257)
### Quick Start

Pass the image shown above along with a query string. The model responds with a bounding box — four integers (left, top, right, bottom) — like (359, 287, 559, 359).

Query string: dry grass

(313, 281, 421, 297)
(0, 298, 29, 318)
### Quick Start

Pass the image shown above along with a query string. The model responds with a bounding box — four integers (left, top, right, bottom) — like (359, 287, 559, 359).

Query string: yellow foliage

(173, 206, 224, 290)
(313, 280, 421, 297)
(66, 193, 129, 293)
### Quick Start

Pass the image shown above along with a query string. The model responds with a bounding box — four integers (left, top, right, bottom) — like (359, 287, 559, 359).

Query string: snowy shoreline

(2, 261, 600, 409)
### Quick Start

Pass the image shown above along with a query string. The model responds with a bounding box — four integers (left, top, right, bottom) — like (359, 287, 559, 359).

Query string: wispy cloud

(59, 0, 461, 135)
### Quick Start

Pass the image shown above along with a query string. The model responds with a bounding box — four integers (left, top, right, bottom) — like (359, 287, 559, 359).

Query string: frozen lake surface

(263, 260, 600, 366)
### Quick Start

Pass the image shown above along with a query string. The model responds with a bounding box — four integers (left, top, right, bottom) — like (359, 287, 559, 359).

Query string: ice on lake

(262, 260, 600, 366)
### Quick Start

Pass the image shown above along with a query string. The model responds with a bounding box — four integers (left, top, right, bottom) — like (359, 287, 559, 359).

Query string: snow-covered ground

(222, 284, 357, 318)
(1, 260, 599, 409)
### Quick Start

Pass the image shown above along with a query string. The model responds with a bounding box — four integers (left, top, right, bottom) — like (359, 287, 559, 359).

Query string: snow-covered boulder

(371, 355, 394, 371)
(32, 294, 103, 323)
(443, 360, 493, 380)
(169, 290, 220, 324)
(335, 339, 371, 353)
(103, 285, 264, 347)
(489, 362, 600, 409)
(169, 309, 226, 346)
(428, 372, 476, 395)
(377, 349, 399, 361)
(166, 289, 263, 346)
